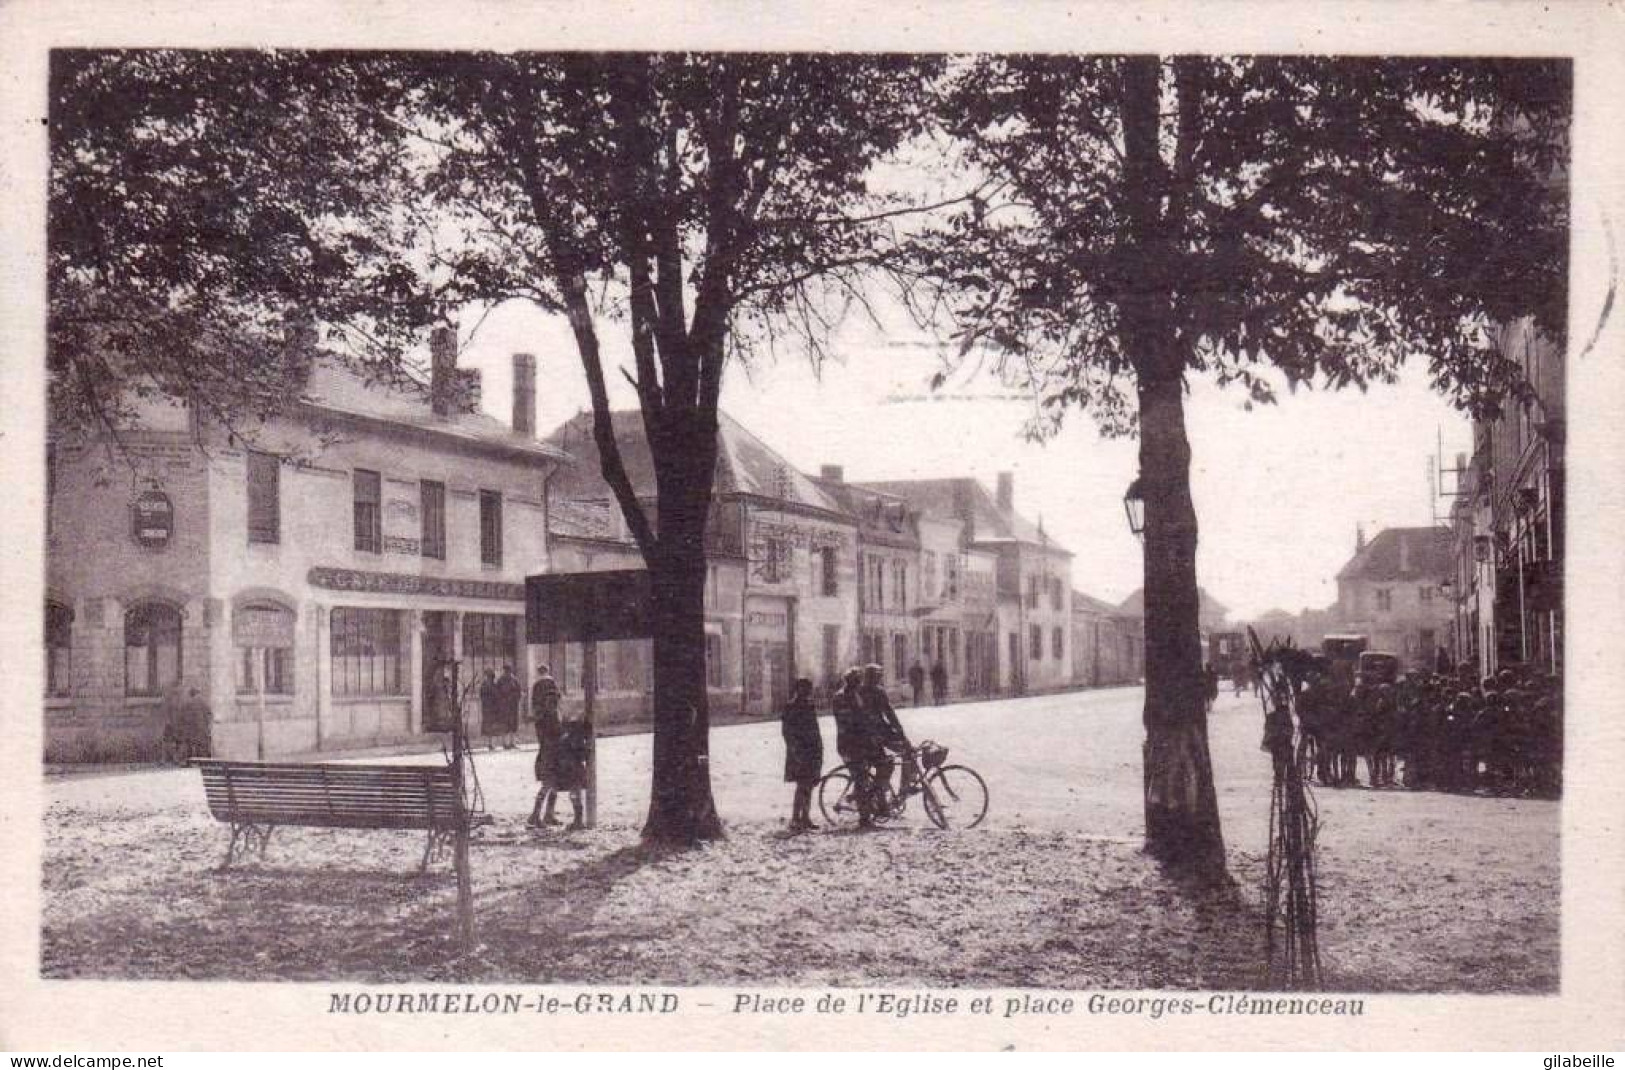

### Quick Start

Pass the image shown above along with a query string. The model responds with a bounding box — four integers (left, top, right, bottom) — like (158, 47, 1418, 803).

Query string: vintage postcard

(1, 0, 1622, 1053)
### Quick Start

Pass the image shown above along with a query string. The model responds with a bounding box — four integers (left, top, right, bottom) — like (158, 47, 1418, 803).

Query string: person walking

(907, 659, 925, 707)
(527, 665, 563, 828)
(493, 664, 522, 749)
(781, 677, 823, 832)
(930, 659, 948, 706)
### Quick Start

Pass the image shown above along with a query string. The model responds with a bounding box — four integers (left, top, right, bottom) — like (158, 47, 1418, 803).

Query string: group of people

(906, 659, 951, 708)
(475, 665, 524, 751)
(1294, 662, 1563, 797)
(780, 664, 916, 831)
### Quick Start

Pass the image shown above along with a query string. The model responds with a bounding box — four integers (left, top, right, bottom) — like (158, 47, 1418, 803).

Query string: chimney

(1356, 523, 1366, 552)
(430, 326, 457, 418)
(953, 481, 975, 542)
(996, 471, 1014, 513)
(820, 464, 844, 483)
(512, 353, 537, 436)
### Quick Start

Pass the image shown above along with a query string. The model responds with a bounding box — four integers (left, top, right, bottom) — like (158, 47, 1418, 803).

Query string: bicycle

(817, 738, 989, 830)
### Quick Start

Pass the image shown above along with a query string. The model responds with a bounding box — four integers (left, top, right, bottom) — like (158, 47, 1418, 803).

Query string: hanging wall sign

(131, 490, 174, 549)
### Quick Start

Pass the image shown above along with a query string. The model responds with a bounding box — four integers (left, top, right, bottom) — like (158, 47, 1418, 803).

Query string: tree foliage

(928, 55, 1570, 436)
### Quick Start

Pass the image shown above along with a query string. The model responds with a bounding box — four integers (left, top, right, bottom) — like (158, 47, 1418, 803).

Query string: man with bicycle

(861, 663, 921, 810)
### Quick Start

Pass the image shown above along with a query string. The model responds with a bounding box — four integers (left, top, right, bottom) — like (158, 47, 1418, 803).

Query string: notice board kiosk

(524, 569, 654, 828)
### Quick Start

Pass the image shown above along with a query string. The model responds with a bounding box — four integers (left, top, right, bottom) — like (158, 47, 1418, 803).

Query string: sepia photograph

(4, 0, 1624, 1053)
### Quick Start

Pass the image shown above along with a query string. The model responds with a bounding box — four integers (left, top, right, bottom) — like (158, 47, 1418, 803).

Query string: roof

(1072, 589, 1129, 616)
(301, 358, 569, 462)
(1335, 526, 1453, 583)
(852, 477, 1072, 554)
(1117, 586, 1230, 624)
(543, 409, 848, 519)
(813, 480, 919, 549)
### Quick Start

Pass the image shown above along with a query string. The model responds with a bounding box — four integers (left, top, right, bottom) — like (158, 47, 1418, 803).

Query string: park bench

(193, 758, 475, 942)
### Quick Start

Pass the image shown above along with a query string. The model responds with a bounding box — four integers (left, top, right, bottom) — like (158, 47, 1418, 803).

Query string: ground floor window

(234, 602, 295, 695)
(706, 631, 725, 689)
(46, 601, 73, 696)
(1052, 626, 1064, 661)
(331, 607, 404, 696)
(125, 602, 182, 696)
(1030, 624, 1043, 660)
(893, 633, 907, 681)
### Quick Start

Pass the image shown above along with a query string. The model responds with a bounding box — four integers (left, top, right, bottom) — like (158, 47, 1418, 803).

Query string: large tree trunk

(642, 415, 725, 845)
(1119, 54, 1226, 882)
(1137, 372, 1226, 880)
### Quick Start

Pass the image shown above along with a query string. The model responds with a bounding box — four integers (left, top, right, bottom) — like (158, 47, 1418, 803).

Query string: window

(1026, 576, 1039, 609)
(46, 601, 72, 697)
(1375, 588, 1392, 612)
(893, 561, 908, 610)
(706, 632, 724, 689)
(125, 602, 182, 696)
(421, 480, 446, 560)
(1419, 585, 1434, 604)
(893, 633, 907, 682)
(330, 607, 404, 696)
(923, 551, 937, 601)
(945, 554, 961, 601)
(479, 490, 504, 566)
(353, 469, 381, 553)
(462, 613, 518, 686)
(1050, 578, 1063, 611)
(820, 547, 838, 597)
(234, 602, 295, 695)
(1052, 626, 1064, 660)
(246, 451, 280, 544)
(1029, 624, 1042, 660)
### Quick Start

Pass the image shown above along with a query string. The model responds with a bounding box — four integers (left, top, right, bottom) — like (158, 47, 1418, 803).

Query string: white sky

(454, 300, 1471, 622)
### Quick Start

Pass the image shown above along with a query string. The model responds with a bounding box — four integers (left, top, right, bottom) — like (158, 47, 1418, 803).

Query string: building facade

(1071, 591, 1145, 687)
(1448, 315, 1565, 678)
(45, 332, 564, 761)
(1332, 526, 1455, 671)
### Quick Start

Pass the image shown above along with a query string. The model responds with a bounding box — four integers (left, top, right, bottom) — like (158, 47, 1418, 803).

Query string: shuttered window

(353, 469, 381, 553)
(479, 489, 503, 566)
(246, 451, 280, 544)
(421, 480, 446, 560)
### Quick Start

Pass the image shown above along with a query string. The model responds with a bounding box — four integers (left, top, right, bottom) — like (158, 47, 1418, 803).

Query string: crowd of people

(1292, 662, 1563, 798)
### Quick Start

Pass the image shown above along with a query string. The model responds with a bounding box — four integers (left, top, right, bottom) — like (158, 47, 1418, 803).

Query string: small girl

(781, 677, 823, 832)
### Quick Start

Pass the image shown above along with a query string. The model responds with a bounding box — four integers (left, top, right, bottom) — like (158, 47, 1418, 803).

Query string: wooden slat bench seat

(193, 758, 475, 945)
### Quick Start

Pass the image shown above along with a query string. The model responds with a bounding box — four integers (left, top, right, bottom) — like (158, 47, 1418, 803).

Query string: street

(42, 686, 1560, 990)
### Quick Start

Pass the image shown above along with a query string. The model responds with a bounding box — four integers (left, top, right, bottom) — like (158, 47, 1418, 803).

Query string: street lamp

(1123, 478, 1145, 539)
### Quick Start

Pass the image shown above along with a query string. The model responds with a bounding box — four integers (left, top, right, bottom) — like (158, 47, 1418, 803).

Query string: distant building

(857, 474, 1074, 695)
(46, 331, 564, 761)
(1071, 591, 1144, 686)
(1332, 526, 1454, 671)
(1116, 586, 1231, 655)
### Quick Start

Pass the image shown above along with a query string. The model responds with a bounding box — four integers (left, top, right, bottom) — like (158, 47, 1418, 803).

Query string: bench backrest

(194, 760, 464, 831)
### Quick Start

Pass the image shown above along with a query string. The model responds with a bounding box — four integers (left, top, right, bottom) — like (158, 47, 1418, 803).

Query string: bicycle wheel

(921, 764, 988, 829)
(817, 767, 865, 828)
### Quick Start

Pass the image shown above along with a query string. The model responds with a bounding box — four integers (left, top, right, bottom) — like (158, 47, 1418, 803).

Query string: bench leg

(220, 823, 272, 869)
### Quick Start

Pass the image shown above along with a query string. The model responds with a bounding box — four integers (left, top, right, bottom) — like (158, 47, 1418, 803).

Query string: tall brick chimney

(512, 352, 536, 436)
(996, 471, 1014, 512)
(820, 464, 844, 483)
(430, 326, 458, 418)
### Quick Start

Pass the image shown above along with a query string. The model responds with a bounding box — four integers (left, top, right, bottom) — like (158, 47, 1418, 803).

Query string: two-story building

(857, 472, 1075, 696)
(1333, 526, 1454, 671)
(45, 329, 565, 761)
(542, 411, 861, 719)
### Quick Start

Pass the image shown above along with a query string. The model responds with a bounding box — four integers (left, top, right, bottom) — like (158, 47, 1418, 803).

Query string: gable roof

(813, 480, 919, 549)
(1335, 526, 1453, 583)
(301, 358, 569, 462)
(852, 477, 1072, 555)
(542, 409, 848, 519)
(1072, 589, 1128, 616)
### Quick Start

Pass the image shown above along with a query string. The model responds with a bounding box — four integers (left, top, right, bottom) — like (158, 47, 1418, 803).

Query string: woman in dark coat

(781, 677, 823, 831)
